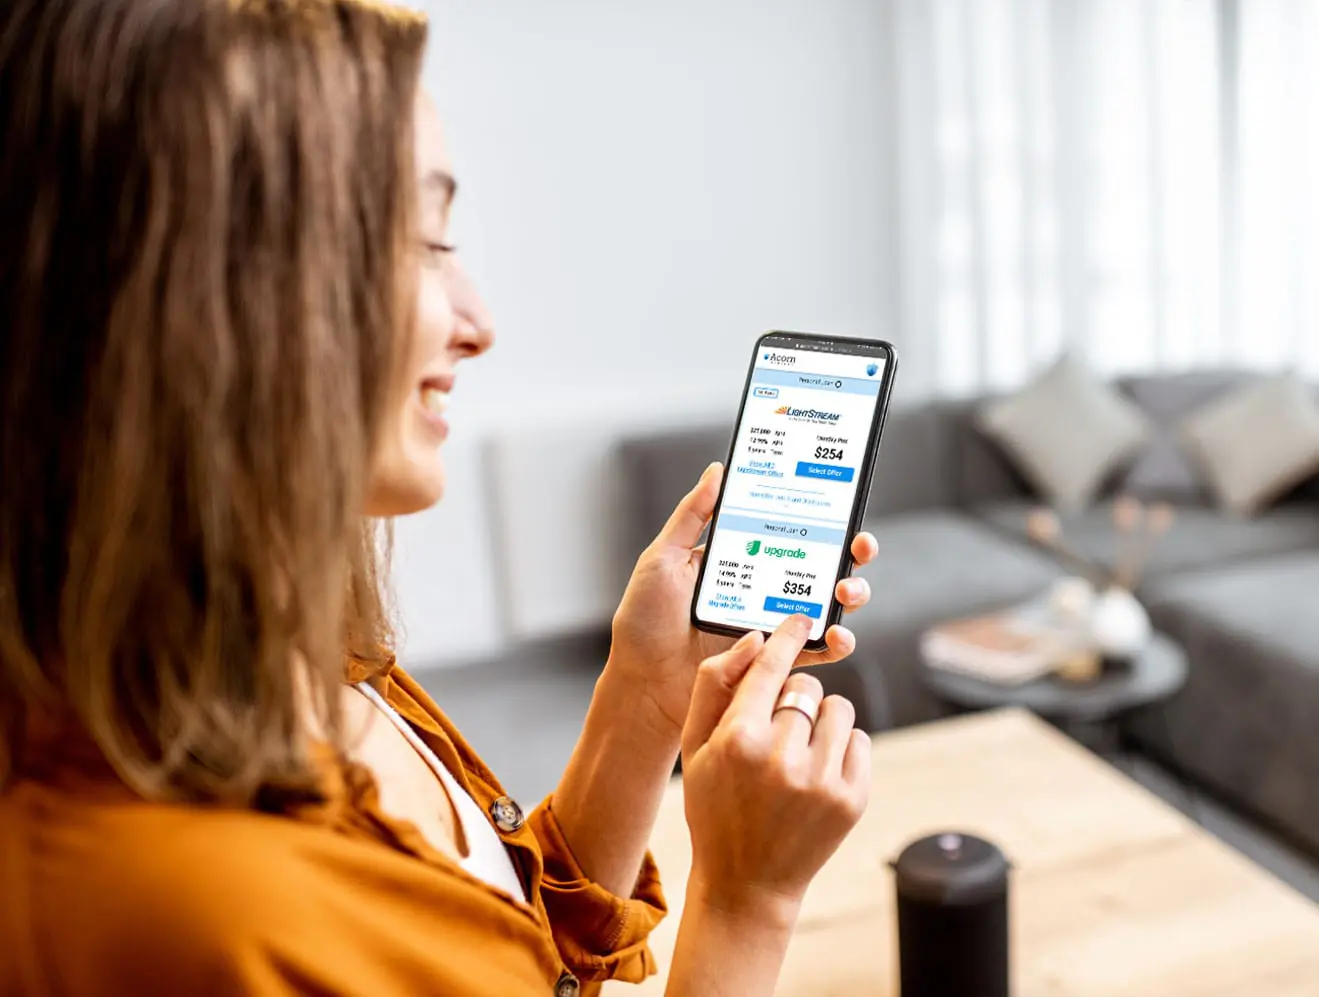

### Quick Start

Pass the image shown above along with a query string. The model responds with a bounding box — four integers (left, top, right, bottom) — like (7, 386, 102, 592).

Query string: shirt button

(489, 795, 525, 833)
(555, 972, 580, 997)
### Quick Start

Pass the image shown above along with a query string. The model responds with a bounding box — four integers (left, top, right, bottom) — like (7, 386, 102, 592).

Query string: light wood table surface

(604, 709, 1319, 996)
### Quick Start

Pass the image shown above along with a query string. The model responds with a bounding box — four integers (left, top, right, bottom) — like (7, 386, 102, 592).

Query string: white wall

(392, 0, 895, 667)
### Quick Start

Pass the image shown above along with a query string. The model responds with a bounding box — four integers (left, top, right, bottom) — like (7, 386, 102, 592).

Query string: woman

(0, 2, 880, 995)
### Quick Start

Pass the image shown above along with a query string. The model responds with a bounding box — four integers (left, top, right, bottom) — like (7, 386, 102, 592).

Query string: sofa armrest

(617, 425, 733, 570)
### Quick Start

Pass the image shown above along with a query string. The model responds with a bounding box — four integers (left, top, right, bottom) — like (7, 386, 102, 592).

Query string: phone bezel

(690, 331, 899, 652)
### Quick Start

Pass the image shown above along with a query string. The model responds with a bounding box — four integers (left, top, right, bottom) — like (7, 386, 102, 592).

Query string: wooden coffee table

(604, 709, 1319, 996)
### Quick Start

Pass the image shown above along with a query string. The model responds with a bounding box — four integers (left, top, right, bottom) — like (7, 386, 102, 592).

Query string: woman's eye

(420, 242, 456, 267)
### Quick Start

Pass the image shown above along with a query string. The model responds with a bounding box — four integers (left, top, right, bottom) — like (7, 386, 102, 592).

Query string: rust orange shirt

(0, 663, 667, 996)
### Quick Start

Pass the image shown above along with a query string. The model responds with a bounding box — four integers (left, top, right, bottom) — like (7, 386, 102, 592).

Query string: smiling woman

(365, 94, 494, 518)
(0, 1, 880, 995)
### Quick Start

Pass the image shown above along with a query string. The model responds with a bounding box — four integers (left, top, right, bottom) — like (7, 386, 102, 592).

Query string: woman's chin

(363, 462, 446, 518)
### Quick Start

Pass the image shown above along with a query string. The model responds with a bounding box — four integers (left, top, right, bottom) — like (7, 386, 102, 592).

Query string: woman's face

(364, 95, 494, 518)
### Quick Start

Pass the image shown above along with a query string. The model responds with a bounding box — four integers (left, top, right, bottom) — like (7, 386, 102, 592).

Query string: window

(893, 0, 1314, 394)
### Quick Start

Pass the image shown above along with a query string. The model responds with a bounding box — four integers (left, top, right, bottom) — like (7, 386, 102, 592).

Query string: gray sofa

(618, 372, 1319, 856)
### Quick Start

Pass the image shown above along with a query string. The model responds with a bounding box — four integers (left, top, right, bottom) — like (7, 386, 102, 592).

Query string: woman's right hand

(679, 615, 871, 925)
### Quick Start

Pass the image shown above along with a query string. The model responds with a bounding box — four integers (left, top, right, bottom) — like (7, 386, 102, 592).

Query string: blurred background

(393, 0, 1319, 903)
(396, 0, 1316, 665)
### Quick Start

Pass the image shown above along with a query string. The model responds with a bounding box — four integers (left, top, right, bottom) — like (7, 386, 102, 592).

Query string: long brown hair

(0, 0, 427, 806)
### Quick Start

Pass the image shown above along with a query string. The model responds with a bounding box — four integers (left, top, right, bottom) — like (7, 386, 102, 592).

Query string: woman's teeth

(421, 387, 449, 415)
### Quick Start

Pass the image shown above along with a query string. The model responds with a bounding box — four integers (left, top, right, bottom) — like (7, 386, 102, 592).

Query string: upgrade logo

(774, 404, 841, 425)
(746, 539, 806, 559)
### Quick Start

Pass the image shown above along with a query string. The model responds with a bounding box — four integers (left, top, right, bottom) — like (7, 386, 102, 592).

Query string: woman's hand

(606, 462, 879, 741)
(675, 619, 870, 923)
(680, 617, 870, 921)
(661, 617, 869, 996)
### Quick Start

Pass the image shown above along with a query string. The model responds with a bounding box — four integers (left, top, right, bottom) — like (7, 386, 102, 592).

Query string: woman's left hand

(606, 462, 878, 741)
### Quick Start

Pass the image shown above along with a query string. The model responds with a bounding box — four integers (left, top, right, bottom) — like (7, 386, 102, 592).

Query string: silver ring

(772, 689, 820, 727)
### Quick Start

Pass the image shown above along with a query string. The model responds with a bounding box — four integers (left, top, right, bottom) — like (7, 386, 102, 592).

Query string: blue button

(796, 461, 855, 483)
(763, 596, 824, 619)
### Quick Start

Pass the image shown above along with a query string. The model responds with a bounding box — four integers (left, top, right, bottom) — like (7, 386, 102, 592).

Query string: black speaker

(893, 832, 1010, 997)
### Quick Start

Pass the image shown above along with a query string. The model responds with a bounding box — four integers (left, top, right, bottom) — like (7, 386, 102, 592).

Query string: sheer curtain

(1236, 0, 1319, 374)
(888, 0, 1319, 397)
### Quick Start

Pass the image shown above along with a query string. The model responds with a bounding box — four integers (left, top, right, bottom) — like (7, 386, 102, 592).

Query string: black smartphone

(691, 331, 899, 651)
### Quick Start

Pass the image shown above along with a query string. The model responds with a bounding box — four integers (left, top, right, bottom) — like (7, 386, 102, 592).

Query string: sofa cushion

(1179, 375, 1319, 515)
(848, 510, 1065, 728)
(975, 358, 1151, 512)
(1128, 553, 1319, 854)
(974, 499, 1319, 585)
(1117, 370, 1254, 503)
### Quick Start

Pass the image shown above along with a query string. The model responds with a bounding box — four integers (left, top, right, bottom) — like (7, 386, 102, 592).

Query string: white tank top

(352, 682, 527, 903)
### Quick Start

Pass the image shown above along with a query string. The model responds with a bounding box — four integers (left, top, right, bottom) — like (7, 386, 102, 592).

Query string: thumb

(682, 630, 763, 759)
(656, 462, 723, 552)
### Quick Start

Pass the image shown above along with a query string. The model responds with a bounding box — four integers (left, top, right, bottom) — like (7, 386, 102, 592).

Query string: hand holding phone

(691, 332, 898, 651)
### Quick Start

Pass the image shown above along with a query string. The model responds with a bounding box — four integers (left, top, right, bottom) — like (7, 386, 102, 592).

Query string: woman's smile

(418, 374, 452, 439)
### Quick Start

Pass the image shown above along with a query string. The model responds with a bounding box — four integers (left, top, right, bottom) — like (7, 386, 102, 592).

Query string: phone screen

(694, 336, 895, 643)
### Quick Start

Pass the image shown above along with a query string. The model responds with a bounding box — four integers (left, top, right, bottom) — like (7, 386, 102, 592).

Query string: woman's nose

(445, 257, 494, 357)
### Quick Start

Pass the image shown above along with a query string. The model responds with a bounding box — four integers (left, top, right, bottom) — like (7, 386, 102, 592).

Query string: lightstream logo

(773, 404, 841, 424)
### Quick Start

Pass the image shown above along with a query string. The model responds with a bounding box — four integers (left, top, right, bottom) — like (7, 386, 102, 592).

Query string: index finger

(726, 614, 814, 721)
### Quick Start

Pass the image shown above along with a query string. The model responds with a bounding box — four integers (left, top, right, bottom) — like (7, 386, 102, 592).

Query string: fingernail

(702, 461, 722, 482)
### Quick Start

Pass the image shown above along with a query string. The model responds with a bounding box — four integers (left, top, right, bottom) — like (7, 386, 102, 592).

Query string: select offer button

(763, 596, 824, 619)
(796, 461, 855, 483)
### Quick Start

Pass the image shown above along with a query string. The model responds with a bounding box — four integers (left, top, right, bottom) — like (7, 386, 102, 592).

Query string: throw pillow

(975, 357, 1152, 512)
(1179, 374, 1319, 516)
(1118, 371, 1255, 502)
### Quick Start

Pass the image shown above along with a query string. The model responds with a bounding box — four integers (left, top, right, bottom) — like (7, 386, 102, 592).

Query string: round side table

(919, 632, 1188, 754)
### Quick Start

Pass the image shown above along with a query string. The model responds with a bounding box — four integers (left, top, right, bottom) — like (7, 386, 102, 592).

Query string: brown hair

(0, 0, 427, 806)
